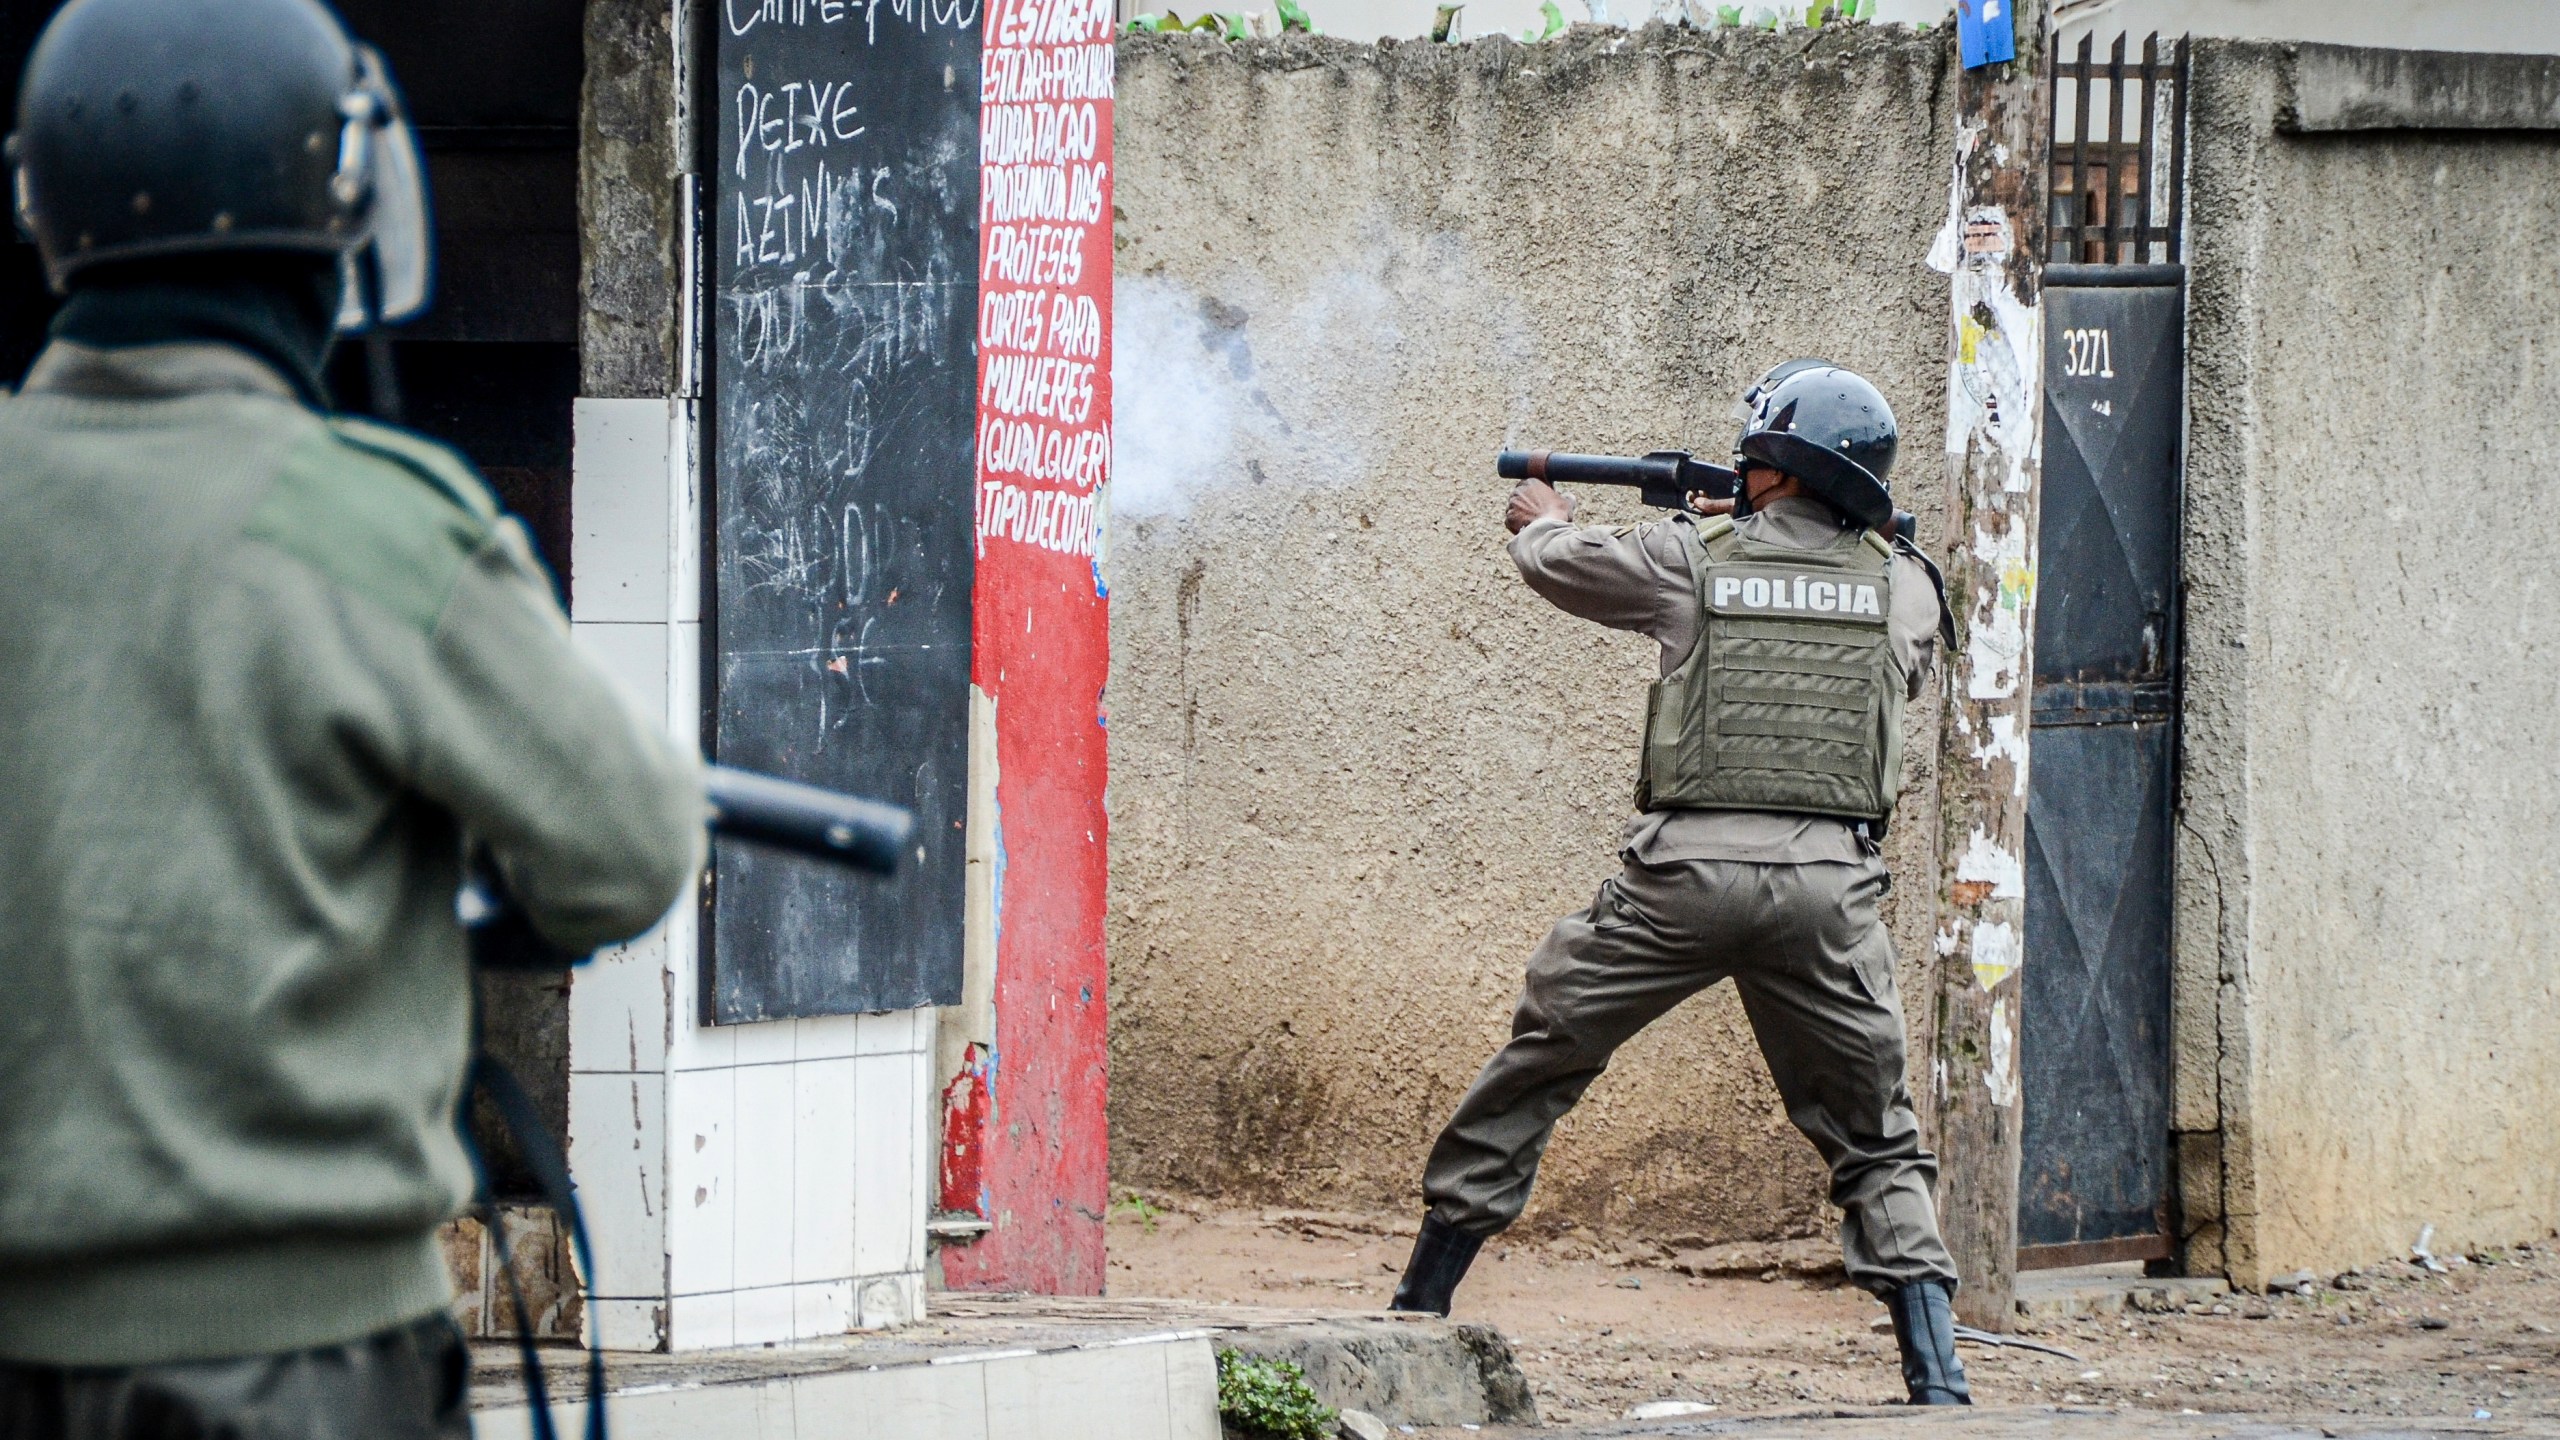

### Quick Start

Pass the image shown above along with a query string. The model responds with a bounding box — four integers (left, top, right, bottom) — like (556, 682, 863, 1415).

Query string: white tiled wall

(565, 397, 934, 1352)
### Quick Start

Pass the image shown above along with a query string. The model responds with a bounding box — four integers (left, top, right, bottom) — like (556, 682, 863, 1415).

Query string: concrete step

(1486, 1404, 2533, 1438)
(935, 1296, 1540, 1428)
(2014, 1263, 2232, 1323)
(467, 1295, 1535, 1439)
(469, 1317, 1217, 1440)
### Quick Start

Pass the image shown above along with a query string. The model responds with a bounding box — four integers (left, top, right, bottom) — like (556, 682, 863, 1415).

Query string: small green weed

(1516, 0, 1565, 42)
(1108, 1189, 1165, 1233)
(1215, 1349, 1336, 1440)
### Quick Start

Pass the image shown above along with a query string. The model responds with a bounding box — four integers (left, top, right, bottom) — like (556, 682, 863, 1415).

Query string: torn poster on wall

(1929, 112, 2044, 1014)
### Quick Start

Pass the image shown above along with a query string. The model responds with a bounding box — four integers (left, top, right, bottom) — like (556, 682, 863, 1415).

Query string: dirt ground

(1105, 1199, 2560, 1433)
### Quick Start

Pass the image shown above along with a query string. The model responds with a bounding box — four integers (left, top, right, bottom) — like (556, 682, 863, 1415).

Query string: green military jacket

(0, 341, 704, 1366)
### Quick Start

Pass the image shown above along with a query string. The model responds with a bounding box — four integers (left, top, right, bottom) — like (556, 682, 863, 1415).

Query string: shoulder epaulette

(247, 417, 502, 636)
(325, 415, 498, 524)
(1695, 514, 1736, 544)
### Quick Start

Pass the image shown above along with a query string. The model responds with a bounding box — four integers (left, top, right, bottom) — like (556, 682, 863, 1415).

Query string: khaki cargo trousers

(1421, 853, 1959, 1295)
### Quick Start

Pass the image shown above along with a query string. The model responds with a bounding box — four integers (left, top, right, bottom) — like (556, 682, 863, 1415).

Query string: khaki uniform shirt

(1508, 495, 1941, 865)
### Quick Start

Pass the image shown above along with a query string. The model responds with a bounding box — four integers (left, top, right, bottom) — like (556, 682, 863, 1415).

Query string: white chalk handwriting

(734, 80, 867, 179)
(727, 0, 982, 42)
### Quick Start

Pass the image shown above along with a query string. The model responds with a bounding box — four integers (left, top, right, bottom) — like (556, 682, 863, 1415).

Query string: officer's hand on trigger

(1687, 492, 1736, 518)
(1505, 478, 1575, 535)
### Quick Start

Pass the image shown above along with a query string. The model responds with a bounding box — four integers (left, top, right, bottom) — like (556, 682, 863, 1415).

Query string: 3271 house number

(2062, 326, 2115, 379)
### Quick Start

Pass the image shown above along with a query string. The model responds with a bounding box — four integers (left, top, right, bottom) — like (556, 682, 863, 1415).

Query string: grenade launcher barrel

(703, 764, 914, 876)
(464, 767, 914, 969)
(1497, 448, 1741, 512)
(1497, 447, 1920, 545)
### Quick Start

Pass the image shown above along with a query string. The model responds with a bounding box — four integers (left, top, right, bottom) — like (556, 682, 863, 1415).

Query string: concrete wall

(1106, 25, 1957, 1240)
(2177, 40, 2560, 1286)
(1254, 1, 2560, 58)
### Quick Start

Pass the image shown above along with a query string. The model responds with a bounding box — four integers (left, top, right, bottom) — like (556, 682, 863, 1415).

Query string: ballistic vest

(1637, 515, 1905, 822)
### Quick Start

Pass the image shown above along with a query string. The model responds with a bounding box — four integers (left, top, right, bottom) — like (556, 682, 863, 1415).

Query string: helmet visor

(365, 104, 430, 322)
(336, 47, 432, 330)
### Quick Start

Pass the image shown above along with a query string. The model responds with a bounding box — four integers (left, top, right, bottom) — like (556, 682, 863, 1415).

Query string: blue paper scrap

(1956, 0, 2016, 68)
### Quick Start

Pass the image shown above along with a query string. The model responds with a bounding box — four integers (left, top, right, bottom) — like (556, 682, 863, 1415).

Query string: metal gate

(2018, 263, 2184, 1266)
(2016, 33, 2190, 1270)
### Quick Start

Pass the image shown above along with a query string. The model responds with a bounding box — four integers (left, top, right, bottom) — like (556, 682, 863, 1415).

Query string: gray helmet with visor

(1730, 359, 1899, 530)
(8, 0, 431, 330)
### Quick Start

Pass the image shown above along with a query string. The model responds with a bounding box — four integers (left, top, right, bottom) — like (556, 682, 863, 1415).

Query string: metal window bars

(2050, 32, 2189, 266)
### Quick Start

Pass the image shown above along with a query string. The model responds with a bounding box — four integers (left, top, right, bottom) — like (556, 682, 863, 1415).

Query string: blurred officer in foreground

(1390, 364, 1973, 1406)
(0, 0, 702, 1434)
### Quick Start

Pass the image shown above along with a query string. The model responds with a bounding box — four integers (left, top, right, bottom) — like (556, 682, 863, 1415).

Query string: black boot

(1883, 1278, 1971, 1405)
(1388, 1214, 1485, 1316)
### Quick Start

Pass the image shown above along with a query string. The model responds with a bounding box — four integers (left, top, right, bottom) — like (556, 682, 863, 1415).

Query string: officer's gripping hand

(1505, 478, 1576, 535)
(1687, 492, 1736, 518)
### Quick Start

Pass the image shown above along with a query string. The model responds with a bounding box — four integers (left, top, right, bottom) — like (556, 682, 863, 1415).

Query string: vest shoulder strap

(1692, 515, 1738, 566)
(1888, 533, 1958, 647)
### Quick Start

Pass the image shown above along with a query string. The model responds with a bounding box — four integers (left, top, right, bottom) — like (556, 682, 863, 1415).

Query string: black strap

(468, 1053, 608, 1440)
(1890, 532, 1959, 649)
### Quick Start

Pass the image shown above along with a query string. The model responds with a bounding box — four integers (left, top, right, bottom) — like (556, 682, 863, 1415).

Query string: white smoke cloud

(1109, 277, 1243, 519)
(1109, 267, 1413, 521)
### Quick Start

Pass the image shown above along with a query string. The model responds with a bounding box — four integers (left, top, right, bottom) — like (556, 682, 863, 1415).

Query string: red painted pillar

(944, 0, 1113, 1295)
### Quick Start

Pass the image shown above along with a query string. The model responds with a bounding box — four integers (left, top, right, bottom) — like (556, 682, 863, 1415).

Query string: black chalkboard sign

(707, 0, 980, 1020)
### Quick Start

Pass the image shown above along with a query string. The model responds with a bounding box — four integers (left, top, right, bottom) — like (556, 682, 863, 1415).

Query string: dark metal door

(2018, 266, 2184, 1267)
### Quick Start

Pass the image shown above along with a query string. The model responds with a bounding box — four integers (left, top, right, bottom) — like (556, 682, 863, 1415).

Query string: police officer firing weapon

(0, 0, 902, 1433)
(1388, 363, 1973, 1407)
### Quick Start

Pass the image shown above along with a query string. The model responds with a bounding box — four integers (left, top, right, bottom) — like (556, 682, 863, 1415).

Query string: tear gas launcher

(464, 766, 915, 966)
(1496, 447, 1919, 544)
(696, 765, 915, 875)
(1496, 448, 1741, 511)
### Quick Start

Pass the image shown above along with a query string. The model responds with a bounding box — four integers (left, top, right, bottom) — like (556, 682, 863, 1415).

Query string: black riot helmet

(1730, 362, 1899, 531)
(9, 0, 430, 330)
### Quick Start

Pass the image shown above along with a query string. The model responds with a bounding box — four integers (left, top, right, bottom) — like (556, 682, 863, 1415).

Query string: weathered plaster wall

(579, 0, 685, 399)
(2179, 41, 2560, 1286)
(1107, 25, 1957, 1240)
